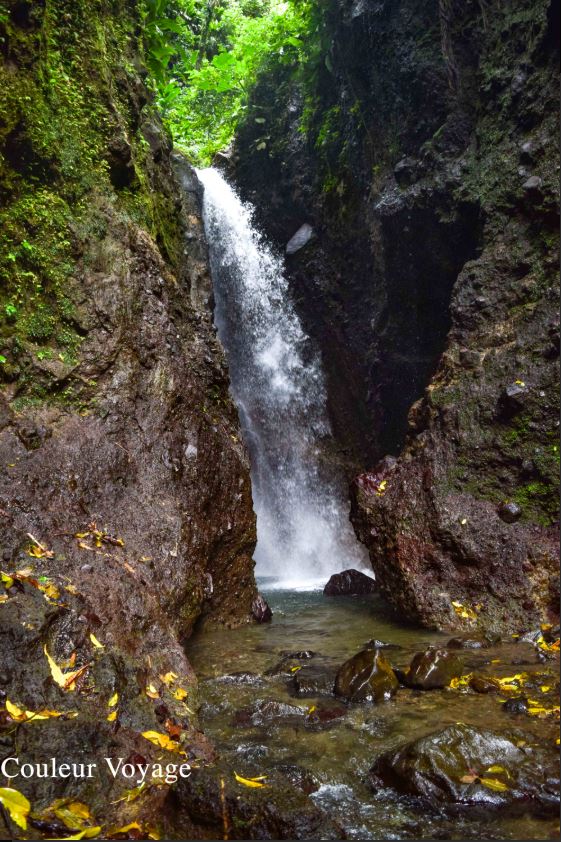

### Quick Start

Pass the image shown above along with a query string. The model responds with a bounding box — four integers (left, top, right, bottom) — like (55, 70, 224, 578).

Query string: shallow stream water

(188, 585, 559, 840)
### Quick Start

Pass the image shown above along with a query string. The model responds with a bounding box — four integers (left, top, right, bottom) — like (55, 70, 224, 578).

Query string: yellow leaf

(541, 685, 551, 693)
(44, 645, 89, 692)
(146, 683, 159, 699)
(160, 671, 178, 686)
(308, 705, 316, 714)
(0, 787, 31, 830)
(107, 710, 117, 722)
(290, 666, 301, 673)
(1, 571, 14, 589)
(234, 772, 267, 788)
(460, 774, 477, 784)
(141, 731, 184, 754)
(53, 800, 93, 830)
(52, 828, 102, 840)
(486, 765, 508, 775)
(112, 782, 147, 804)
(480, 777, 509, 792)
(108, 692, 119, 707)
(172, 687, 188, 701)
(108, 822, 141, 835)
(89, 633, 104, 649)
(65, 584, 79, 595)
(6, 699, 64, 722)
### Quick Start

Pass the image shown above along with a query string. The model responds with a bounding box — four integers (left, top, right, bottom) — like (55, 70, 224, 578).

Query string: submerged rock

(289, 664, 337, 697)
(405, 648, 463, 689)
(233, 699, 307, 728)
(334, 648, 398, 702)
(446, 634, 492, 650)
(369, 723, 559, 815)
(323, 569, 376, 596)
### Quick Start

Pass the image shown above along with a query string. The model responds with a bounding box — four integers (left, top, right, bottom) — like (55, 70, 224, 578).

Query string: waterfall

(198, 167, 367, 589)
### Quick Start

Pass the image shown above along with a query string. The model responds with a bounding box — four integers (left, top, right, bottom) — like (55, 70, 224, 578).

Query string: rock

(252, 593, 272, 623)
(497, 501, 522, 523)
(364, 638, 401, 650)
(394, 156, 418, 186)
(334, 648, 398, 702)
(469, 674, 501, 693)
(500, 381, 529, 415)
(502, 696, 529, 715)
(405, 648, 463, 689)
(289, 664, 337, 697)
(233, 699, 307, 728)
(522, 175, 543, 193)
(286, 223, 315, 255)
(323, 568, 376, 596)
(446, 635, 491, 650)
(368, 724, 559, 815)
(280, 650, 316, 659)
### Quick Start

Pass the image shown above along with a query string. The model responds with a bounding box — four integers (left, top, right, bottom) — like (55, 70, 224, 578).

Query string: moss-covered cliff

(232, 0, 559, 632)
(0, 1, 258, 835)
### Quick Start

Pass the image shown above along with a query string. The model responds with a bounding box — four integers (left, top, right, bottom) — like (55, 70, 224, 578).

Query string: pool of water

(187, 586, 559, 840)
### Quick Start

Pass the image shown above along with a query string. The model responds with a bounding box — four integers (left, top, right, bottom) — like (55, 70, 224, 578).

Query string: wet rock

(233, 699, 307, 728)
(176, 763, 345, 839)
(446, 634, 491, 650)
(394, 156, 418, 186)
(368, 724, 559, 815)
(502, 696, 529, 715)
(405, 648, 462, 689)
(216, 671, 265, 687)
(289, 664, 337, 697)
(280, 650, 316, 659)
(286, 223, 314, 255)
(497, 500, 522, 523)
(500, 381, 529, 416)
(275, 764, 319, 795)
(364, 638, 401, 650)
(252, 593, 272, 623)
(323, 568, 376, 596)
(522, 174, 543, 194)
(469, 674, 501, 693)
(306, 702, 347, 727)
(334, 648, 398, 702)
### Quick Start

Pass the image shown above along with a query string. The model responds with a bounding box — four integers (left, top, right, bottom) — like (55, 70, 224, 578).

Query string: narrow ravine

(198, 167, 367, 588)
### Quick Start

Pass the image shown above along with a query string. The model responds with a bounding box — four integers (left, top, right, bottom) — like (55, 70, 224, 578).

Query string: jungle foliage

(143, 0, 322, 165)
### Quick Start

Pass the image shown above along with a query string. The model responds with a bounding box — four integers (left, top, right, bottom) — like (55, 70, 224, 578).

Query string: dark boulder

(446, 635, 491, 650)
(334, 648, 398, 703)
(369, 724, 559, 815)
(252, 593, 272, 623)
(288, 664, 337, 697)
(497, 501, 522, 524)
(405, 648, 463, 689)
(323, 568, 376, 597)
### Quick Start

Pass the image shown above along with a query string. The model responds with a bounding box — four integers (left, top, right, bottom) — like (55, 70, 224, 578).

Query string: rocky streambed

(185, 586, 560, 840)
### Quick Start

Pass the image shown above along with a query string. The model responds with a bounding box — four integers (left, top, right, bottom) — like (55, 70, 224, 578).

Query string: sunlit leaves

(234, 772, 267, 788)
(44, 645, 90, 692)
(142, 730, 185, 754)
(0, 787, 31, 830)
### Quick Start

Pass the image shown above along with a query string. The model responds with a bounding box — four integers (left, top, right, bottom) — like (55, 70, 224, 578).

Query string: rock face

(369, 724, 559, 815)
(334, 648, 399, 702)
(405, 648, 463, 689)
(323, 568, 376, 596)
(0, 1, 256, 834)
(232, 0, 559, 633)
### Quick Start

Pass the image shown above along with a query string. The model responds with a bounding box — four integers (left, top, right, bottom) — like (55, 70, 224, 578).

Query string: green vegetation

(142, 0, 318, 165)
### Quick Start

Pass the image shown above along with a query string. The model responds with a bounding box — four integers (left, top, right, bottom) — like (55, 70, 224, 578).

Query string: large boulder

(368, 724, 559, 815)
(404, 648, 463, 689)
(323, 569, 376, 596)
(334, 648, 398, 702)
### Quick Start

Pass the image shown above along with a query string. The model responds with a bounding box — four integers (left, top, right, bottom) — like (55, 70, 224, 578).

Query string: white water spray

(198, 167, 367, 589)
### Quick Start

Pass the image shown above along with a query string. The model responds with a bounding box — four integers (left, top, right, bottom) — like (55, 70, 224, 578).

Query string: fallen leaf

(89, 633, 104, 649)
(460, 774, 478, 784)
(480, 777, 509, 792)
(234, 772, 267, 788)
(160, 671, 178, 686)
(107, 710, 117, 722)
(0, 787, 31, 830)
(53, 799, 93, 830)
(52, 828, 102, 840)
(44, 645, 90, 692)
(486, 764, 507, 775)
(1, 571, 14, 589)
(145, 683, 159, 700)
(112, 783, 148, 804)
(172, 687, 188, 701)
(108, 692, 119, 708)
(6, 699, 65, 722)
(106, 821, 141, 836)
(141, 730, 184, 754)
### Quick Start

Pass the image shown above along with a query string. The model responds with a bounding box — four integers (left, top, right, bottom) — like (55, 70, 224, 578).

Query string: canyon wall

(0, 1, 256, 832)
(233, 0, 560, 632)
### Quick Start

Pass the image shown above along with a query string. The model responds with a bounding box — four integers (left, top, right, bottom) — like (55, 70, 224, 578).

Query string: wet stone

(497, 501, 522, 523)
(323, 568, 376, 596)
(447, 635, 491, 650)
(368, 723, 559, 815)
(334, 648, 398, 703)
(289, 665, 336, 698)
(405, 648, 463, 689)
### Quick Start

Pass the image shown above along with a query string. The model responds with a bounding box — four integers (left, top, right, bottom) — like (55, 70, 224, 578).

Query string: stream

(188, 586, 559, 840)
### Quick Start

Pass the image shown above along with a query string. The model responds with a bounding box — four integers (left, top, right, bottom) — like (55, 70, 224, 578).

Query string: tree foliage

(142, 0, 318, 165)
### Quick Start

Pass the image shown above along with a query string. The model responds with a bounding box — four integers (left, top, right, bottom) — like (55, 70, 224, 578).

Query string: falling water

(198, 167, 367, 588)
